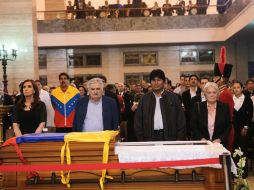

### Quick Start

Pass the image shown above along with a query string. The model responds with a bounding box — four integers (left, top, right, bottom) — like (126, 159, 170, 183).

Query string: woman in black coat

(232, 81, 253, 177)
(190, 82, 231, 148)
(13, 79, 46, 137)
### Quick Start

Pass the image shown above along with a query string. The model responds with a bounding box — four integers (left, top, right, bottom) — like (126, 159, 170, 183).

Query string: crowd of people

(65, 0, 231, 19)
(1, 48, 253, 176)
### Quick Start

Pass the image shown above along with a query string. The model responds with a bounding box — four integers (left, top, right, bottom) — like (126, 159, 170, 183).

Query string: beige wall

(40, 43, 242, 86)
(0, 0, 38, 93)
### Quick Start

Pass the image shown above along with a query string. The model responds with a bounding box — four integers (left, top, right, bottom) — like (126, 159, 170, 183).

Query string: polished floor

(249, 175, 254, 189)
(246, 160, 254, 189)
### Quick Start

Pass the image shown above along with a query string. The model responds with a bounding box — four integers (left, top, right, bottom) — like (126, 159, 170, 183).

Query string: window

(180, 50, 197, 63)
(198, 49, 215, 62)
(124, 52, 158, 66)
(39, 75, 47, 85)
(180, 49, 215, 65)
(124, 73, 150, 85)
(68, 53, 101, 68)
(39, 51, 47, 69)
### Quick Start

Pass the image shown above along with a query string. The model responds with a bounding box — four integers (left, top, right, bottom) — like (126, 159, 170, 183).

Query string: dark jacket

(104, 89, 121, 123)
(72, 96, 119, 132)
(233, 95, 253, 132)
(134, 91, 186, 141)
(182, 87, 201, 117)
(190, 101, 230, 147)
(2, 94, 13, 105)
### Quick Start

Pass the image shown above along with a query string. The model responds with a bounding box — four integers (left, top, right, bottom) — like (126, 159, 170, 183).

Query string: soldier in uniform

(213, 46, 234, 151)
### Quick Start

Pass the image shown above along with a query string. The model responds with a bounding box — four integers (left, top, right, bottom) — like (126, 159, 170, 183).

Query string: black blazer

(190, 101, 230, 147)
(182, 88, 201, 110)
(3, 94, 13, 105)
(233, 96, 253, 131)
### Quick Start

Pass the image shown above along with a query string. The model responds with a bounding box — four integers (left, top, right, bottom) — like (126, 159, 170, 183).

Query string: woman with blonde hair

(190, 82, 231, 147)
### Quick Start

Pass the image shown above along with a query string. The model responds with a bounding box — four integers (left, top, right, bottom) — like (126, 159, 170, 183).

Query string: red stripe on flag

(0, 158, 220, 172)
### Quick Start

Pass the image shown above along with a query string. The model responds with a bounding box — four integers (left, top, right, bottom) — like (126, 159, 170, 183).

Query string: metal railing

(36, 0, 232, 20)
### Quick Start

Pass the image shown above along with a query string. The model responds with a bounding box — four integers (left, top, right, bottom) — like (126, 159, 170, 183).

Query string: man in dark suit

(197, 0, 210, 15)
(73, 78, 119, 132)
(132, 0, 142, 17)
(243, 79, 254, 98)
(182, 74, 201, 139)
(74, 0, 86, 19)
(191, 77, 209, 105)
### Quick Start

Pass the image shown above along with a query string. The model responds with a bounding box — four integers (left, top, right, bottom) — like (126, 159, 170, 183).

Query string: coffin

(0, 133, 229, 190)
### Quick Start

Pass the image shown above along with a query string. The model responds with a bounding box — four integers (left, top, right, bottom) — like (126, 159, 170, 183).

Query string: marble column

(0, 0, 38, 93)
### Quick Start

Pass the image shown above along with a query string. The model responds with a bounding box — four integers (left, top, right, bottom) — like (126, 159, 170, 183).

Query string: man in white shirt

(173, 75, 186, 95)
(182, 74, 201, 139)
(73, 78, 119, 132)
(134, 69, 186, 141)
(35, 80, 55, 127)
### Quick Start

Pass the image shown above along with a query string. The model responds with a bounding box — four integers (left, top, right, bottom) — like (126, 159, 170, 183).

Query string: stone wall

(0, 0, 38, 93)
(40, 43, 243, 87)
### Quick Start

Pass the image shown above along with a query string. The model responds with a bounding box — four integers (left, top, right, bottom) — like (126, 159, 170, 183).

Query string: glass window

(180, 49, 215, 64)
(39, 75, 47, 85)
(86, 54, 101, 66)
(180, 50, 197, 64)
(198, 49, 215, 62)
(124, 53, 140, 65)
(68, 53, 101, 67)
(39, 54, 47, 69)
(124, 52, 158, 66)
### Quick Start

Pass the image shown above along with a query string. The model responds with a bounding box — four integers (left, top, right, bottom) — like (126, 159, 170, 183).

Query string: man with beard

(134, 69, 186, 141)
(51, 73, 80, 132)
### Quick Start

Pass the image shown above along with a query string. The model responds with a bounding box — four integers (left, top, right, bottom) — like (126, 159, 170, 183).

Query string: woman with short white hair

(190, 82, 231, 148)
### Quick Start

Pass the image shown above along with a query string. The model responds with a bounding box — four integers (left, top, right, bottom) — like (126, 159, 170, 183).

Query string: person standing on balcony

(66, 1, 75, 19)
(74, 0, 86, 19)
(151, 2, 161, 17)
(197, 0, 210, 15)
(163, 0, 173, 16)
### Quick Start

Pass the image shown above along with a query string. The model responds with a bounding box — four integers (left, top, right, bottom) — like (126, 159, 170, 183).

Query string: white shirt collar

(233, 94, 245, 100)
(153, 90, 164, 98)
(233, 94, 245, 111)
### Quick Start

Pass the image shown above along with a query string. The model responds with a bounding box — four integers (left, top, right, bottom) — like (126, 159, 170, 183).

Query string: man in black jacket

(134, 69, 186, 141)
(182, 74, 201, 139)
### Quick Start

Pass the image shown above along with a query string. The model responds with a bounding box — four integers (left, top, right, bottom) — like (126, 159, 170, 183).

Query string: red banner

(0, 158, 220, 172)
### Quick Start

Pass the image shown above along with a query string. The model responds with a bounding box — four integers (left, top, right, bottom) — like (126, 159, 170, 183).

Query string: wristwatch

(244, 126, 249, 130)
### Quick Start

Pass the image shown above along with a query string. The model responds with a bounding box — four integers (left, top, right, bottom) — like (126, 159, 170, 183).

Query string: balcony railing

(37, 0, 233, 21)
